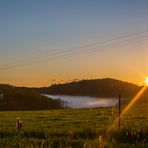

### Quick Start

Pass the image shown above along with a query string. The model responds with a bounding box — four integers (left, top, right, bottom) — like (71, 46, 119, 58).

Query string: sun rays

(99, 84, 148, 147)
(108, 85, 147, 132)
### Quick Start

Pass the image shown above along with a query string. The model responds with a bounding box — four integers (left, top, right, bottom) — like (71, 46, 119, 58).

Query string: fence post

(119, 94, 121, 128)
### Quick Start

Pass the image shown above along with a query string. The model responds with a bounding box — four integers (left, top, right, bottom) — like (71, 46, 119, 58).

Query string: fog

(45, 94, 118, 109)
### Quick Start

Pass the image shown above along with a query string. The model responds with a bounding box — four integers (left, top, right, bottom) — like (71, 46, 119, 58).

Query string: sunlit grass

(0, 102, 148, 147)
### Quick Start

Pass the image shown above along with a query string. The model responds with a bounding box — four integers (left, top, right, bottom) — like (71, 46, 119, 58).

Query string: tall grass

(0, 106, 148, 147)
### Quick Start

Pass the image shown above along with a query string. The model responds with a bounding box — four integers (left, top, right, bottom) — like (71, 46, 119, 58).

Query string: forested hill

(0, 78, 142, 111)
(38, 78, 141, 98)
(0, 84, 63, 111)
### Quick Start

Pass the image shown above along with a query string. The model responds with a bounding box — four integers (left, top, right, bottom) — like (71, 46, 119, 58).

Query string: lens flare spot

(145, 78, 148, 86)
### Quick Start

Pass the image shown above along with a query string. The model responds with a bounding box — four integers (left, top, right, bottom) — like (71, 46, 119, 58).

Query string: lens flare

(145, 78, 148, 86)
(100, 85, 148, 147)
(108, 86, 147, 131)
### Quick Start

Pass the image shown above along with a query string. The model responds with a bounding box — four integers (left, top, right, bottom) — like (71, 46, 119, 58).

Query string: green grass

(0, 99, 148, 148)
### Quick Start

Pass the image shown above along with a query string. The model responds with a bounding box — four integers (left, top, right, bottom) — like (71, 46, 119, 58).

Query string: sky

(0, 0, 148, 87)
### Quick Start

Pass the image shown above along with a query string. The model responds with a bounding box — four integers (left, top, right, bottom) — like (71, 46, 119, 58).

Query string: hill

(0, 85, 63, 111)
(38, 78, 141, 98)
(0, 78, 142, 111)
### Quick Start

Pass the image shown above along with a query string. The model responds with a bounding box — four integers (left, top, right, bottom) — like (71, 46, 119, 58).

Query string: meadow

(0, 98, 148, 148)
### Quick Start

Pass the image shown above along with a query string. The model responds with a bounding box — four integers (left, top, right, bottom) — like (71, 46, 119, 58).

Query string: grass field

(0, 97, 148, 148)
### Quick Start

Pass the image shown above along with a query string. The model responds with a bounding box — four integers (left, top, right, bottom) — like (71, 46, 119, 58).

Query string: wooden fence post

(119, 94, 121, 128)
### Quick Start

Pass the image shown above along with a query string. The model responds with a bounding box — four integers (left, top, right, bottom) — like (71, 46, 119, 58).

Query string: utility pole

(119, 94, 121, 128)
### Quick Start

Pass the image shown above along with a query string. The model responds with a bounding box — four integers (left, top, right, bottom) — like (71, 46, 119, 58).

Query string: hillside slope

(0, 85, 63, 111)
(38, 78, 141, 98)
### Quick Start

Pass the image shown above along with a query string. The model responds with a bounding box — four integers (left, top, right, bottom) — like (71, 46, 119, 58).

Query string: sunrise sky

(0, 0, 148, 87)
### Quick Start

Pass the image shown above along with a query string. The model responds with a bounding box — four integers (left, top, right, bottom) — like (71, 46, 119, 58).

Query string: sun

(145, 78, 148, 86)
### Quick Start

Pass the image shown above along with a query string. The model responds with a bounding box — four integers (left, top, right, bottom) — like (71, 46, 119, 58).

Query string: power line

(67, 37, 147, 59)
(0, 36, 147, 70)
(0, 35, 147, 71)
(0, 30, 148, 68)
